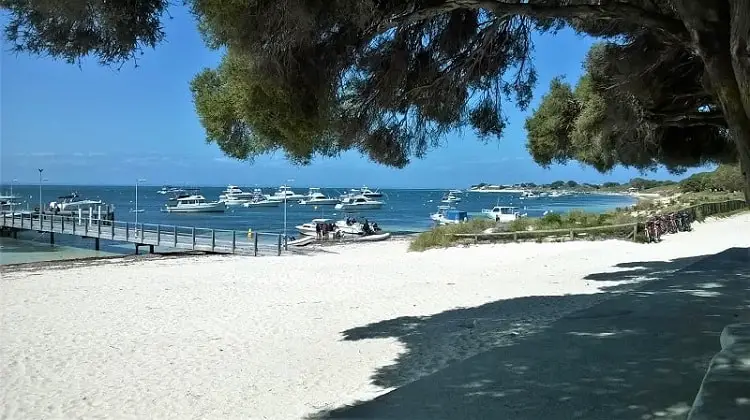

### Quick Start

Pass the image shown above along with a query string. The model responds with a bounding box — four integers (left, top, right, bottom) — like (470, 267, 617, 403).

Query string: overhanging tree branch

(386, 0, 688, 41)
(646, 111, 727, 127)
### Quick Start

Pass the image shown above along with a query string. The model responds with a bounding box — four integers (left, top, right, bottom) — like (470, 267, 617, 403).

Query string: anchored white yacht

(242, 189, 281, 208)
(334, 195, 384, 211)
(165, 194, 226, 213)
(441, 190, 463, 204)
(219, 185, 255, 201)
(299, 188, 340, 205)
(267, 185, 305, 201)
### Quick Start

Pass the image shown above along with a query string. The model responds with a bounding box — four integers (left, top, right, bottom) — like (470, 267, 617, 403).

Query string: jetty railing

(0, 212, 285, 256)
(451, 199, 748, 244)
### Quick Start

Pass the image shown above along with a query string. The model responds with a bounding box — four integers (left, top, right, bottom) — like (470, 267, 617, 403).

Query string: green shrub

(408, 218, 496, 251)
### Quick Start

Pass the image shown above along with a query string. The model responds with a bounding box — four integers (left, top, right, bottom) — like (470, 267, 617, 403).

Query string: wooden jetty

(0, 212, 286, 256)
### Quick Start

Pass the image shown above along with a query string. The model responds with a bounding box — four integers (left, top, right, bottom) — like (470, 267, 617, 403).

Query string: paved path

(314, 247, 750, 420)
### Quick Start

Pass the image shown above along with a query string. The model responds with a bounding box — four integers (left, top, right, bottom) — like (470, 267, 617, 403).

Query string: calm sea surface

(0, 185, 636, 265)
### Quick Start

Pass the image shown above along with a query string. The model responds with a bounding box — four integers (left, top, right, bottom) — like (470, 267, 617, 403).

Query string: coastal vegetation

(410, 166, 747, 252)
(3, 1, 750, 199)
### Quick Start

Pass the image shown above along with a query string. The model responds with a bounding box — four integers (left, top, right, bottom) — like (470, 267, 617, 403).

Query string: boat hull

(223, 200, 249, 207)
(334, 203, 383, 211)
(352, 232, 391, 242)
(299, 199, 340, 206)
(289, 236, 315, 247)
(243, 200, 281, 208)
(165, 203, 226, 213)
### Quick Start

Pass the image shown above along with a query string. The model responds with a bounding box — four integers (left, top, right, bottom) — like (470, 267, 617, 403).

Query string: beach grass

(408, 219, 496, 251)
(409, 192, 747, 252)
(409, 211, 638, 251)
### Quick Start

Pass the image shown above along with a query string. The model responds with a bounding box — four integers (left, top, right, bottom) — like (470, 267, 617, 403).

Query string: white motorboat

(49, 193, 104, 212)
(430, 206, 468, 225)
(481, 206, 524, 222)
(267, 185, 305, 201)
(440, 190, 463, 204)
(242, 189, 281, 208)
(223, 197, 250, 206)
(242, 199, 281, 208)
(165, 194, 226, 213)
(0, 194, 21, 212)
(296, 218, 335, 236)
(299, 188, 340, 205)
(359, 186, 383, 198)
(157, 186, 185, 195)
(219, 185, 255, 201)
(468, 184, 524, 193)
(334, 195, 384, 211)
(520, 190, 539, 199)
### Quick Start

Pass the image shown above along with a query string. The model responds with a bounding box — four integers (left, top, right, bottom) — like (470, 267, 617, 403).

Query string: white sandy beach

(1, 213, 749, 419)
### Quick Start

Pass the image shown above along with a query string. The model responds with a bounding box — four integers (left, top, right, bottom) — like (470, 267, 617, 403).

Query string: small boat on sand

(289, 236, 315, 247)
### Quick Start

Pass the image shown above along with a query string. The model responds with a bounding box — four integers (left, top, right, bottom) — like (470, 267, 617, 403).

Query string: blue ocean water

(1, 184, 636, 264)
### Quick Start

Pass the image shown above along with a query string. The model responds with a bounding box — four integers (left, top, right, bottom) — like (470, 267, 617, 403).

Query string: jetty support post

(277, 234, 282, 256)
(157, 225, 161, 245)
(140, 223, 144, 239)
(111, 220, 115, 239)
(72, 215, 76, 234)
(211, 229, 216, 252)
(125, 223, 129, 241)
(254, 232, 259, 256)
(173, 225, 177, 247)
(50, 232, 54, 245)
(232, 230, 236, 253)
(191, 227, 196, 250)
(97, 218, 102, 236)
(94, 237, 100, 250)
(61, 215, 64, 233)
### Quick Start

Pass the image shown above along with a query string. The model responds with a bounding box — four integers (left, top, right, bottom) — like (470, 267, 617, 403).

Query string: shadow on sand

(309, 247, 750, 420)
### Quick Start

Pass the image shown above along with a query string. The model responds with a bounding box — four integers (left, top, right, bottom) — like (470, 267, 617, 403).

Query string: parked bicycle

(645, 210, 693, 243)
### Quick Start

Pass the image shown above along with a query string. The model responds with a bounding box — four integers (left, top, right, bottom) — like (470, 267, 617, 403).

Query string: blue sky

(0, 7, 709, 188)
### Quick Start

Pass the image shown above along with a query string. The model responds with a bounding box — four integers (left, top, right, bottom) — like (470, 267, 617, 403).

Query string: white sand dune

(1, 213, 749, 419)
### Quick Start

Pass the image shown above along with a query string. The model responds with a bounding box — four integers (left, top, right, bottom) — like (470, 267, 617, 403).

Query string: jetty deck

(1, 212, 286, 256)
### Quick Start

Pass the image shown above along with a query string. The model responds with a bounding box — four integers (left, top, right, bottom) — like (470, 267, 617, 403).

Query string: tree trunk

(728, 0, 750, 202)
(674, 0, 750, 202)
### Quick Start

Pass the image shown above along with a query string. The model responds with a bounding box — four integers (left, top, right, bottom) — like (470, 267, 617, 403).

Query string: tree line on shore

(475, 164, 744, 194)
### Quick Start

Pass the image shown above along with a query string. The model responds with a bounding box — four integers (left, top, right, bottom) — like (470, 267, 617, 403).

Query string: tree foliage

(1, 0, 169, 65)
(526, 44, 737, 174)
(2, 0, 750, 198)
(680, 165, 745, 193)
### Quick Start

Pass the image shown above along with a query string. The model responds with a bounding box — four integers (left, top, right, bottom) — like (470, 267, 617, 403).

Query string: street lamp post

(38, 168, 44, 216)
(135, 178, 146, 234)
(10, 178, 17, 213)
(283, 178, 295, 250)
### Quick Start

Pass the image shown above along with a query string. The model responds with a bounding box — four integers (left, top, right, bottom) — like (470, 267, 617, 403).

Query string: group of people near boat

(314, 221, 339, 240)
(314, 217, 382, 240)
